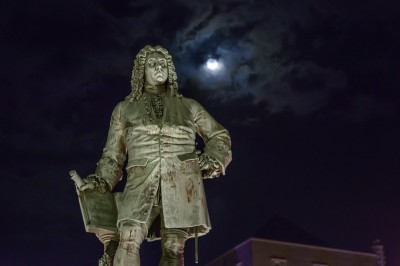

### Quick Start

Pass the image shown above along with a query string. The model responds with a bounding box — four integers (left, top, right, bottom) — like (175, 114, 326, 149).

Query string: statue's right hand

(79, 178, 96, 191)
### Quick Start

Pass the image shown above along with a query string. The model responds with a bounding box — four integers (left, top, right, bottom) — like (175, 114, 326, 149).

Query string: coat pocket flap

(177, 152, 199, 161)
(126, 158, 149, 169)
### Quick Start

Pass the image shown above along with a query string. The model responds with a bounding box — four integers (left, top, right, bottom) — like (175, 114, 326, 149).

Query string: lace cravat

(151, 93, 164, 119)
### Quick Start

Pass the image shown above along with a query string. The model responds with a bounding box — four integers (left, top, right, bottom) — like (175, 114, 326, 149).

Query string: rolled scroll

(69, 170, 85, 188)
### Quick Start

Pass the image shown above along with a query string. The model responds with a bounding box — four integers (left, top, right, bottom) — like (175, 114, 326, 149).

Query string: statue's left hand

(199, 154, 222, 179)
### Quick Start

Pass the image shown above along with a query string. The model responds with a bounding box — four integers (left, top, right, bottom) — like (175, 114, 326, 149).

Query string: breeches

(114, 204, 188, 266)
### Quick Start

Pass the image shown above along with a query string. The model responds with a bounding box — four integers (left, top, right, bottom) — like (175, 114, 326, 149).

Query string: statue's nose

(155, 64, 162, 71)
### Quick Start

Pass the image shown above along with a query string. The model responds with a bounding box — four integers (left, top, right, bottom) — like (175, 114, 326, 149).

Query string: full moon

(206, 58, 221, 71)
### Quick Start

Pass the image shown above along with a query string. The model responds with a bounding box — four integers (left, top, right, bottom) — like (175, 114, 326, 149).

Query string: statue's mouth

(155, 71, 164, 77)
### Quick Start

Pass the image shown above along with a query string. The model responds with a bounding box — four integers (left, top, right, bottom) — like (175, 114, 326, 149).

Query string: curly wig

(126, 45, 179, 101)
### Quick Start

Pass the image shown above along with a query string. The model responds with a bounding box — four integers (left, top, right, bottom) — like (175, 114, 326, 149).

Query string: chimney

(372, 239, 386, 266)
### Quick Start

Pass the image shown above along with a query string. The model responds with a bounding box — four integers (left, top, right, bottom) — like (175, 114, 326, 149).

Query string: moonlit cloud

(169, 0, 398, 118)
(169, 1, 345, 113)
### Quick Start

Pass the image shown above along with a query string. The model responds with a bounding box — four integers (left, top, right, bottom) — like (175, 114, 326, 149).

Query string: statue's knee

(161, 229, 188, 258)
(164, 239, 182, 256)
(119, 222, 146, 253)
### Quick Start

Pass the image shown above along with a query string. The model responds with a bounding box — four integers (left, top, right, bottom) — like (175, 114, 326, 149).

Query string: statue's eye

(148, 61, 155, 67)
(160, 60, 167, 67)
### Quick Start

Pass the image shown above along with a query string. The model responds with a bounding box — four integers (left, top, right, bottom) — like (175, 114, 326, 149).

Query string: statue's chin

(156, 77, 166, 83)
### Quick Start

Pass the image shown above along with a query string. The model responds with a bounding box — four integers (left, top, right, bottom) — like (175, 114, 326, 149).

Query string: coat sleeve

(94, 102, 127, 190)
(190, 99, 232, 175)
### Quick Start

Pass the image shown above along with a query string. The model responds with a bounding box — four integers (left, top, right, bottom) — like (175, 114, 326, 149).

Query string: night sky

(1, 0, 400, 265)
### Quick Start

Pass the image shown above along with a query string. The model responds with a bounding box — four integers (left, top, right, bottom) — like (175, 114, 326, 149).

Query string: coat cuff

(95, 157, 123, 190)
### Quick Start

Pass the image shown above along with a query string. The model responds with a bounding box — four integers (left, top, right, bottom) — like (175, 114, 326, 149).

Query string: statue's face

(145, 52, 168, 86)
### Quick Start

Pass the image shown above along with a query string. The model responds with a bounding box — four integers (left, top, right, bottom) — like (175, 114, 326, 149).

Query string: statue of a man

(80, 45, 232, 266)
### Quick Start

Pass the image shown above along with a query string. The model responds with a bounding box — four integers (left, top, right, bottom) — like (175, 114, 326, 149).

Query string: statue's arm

(93, 102, 127, 190)
(190, 99, 232, 177)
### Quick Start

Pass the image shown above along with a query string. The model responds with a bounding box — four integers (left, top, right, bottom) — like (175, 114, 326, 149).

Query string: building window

(270, 257, 287, 266)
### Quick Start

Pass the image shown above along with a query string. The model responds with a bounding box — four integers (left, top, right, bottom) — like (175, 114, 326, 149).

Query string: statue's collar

(144, 83, 167, 94)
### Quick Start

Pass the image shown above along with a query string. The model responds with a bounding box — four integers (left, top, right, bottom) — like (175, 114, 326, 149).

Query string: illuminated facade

(205, 237, 378, 266)
(206, 216, 382, 266)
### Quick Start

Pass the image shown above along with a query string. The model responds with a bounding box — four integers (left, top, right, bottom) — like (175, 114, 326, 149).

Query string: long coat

(95, 91, 232, 239)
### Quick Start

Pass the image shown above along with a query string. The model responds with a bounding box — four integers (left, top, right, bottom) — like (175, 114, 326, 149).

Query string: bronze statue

(71, 45, 232, 266)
